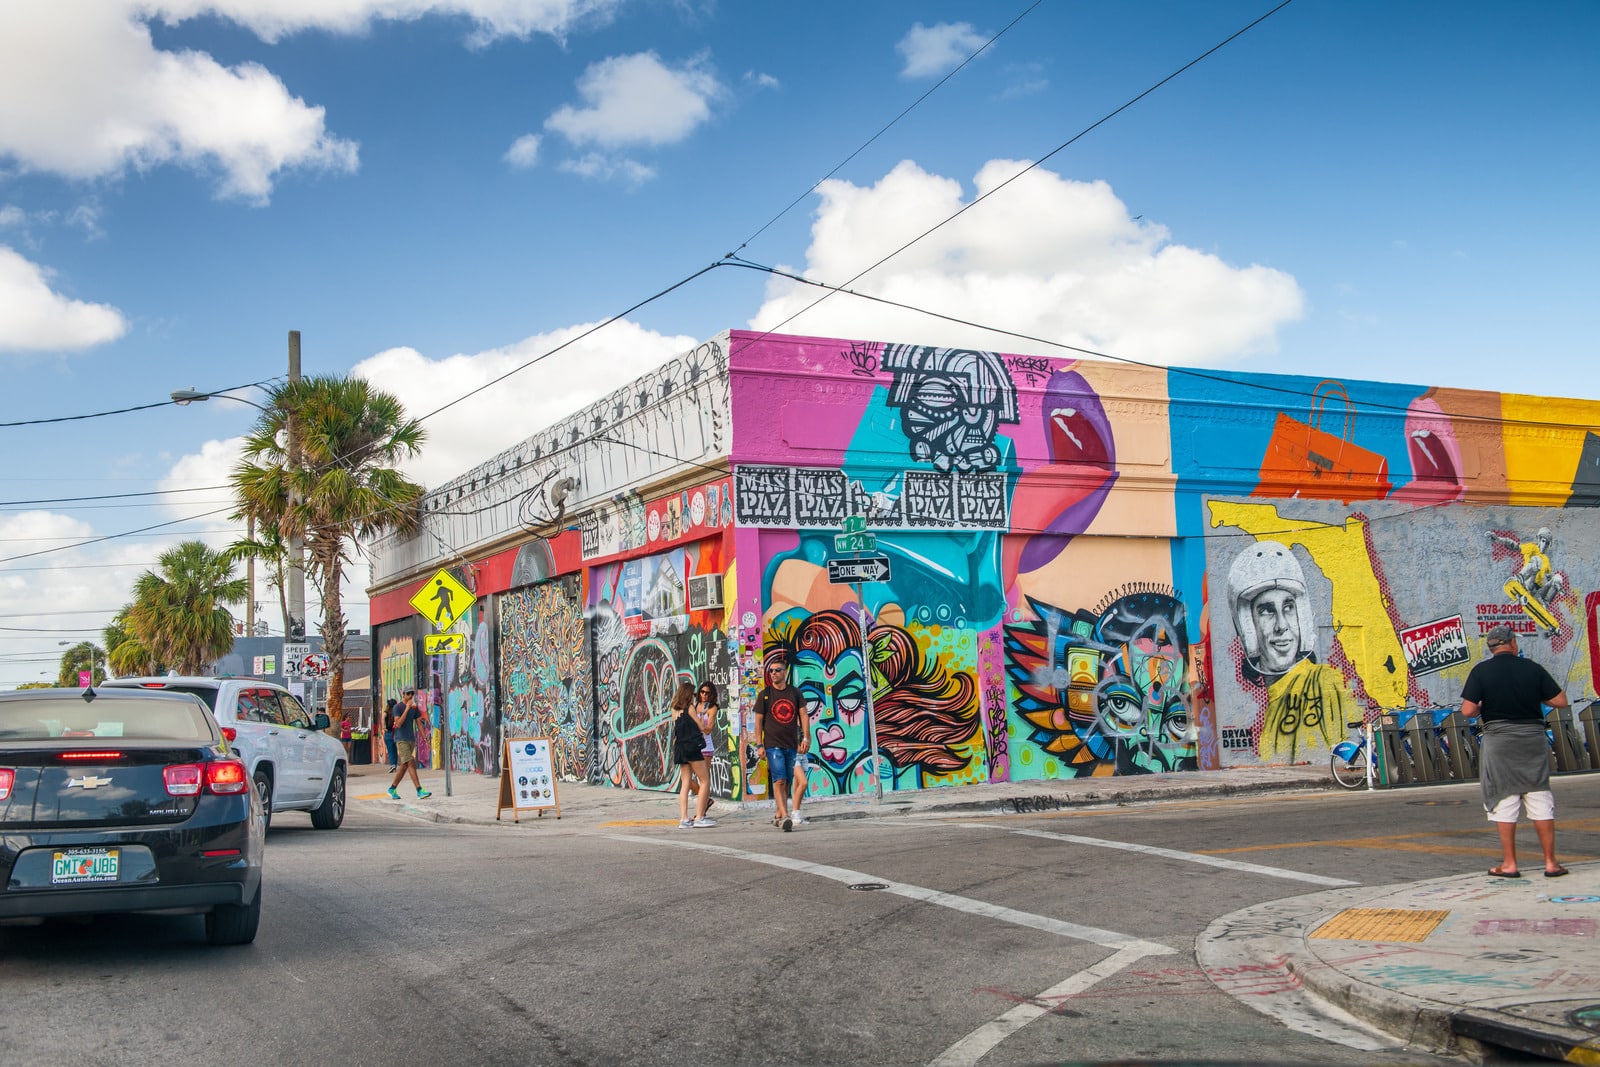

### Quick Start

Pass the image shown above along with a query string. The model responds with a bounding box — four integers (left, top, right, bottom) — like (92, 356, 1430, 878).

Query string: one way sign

(827, 555, 892, 584)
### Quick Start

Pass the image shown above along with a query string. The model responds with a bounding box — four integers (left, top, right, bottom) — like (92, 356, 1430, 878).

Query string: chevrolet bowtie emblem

(67, 775, 112, 789)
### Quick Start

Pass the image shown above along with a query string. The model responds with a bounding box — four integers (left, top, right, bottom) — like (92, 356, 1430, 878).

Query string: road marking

(928, 945, 1153, 1067)
(600, 832, 1172, 954)
(961, 825, 1358, 887)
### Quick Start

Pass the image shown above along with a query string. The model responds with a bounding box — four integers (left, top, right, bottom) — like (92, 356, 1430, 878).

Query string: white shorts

(1487, 790, 1555, 823)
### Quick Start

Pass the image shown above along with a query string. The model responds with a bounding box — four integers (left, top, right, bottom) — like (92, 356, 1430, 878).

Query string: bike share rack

(1367, 701, 1600, 787)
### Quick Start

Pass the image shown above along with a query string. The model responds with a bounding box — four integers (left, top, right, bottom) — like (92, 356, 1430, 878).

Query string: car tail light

(220, 727, 237, 743)
(60, 751, 123, 761)
(206, 760, 248, 795)
(0, 768, 12, 801)
(164, 764, 203, 796)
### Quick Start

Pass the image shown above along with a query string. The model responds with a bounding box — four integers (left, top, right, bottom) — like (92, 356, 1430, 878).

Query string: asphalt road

(8, 775, 1596, 1065)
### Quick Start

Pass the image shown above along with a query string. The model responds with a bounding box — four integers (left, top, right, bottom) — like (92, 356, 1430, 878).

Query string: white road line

(928, 945, 1155, 1067)
(601, 832, 1173, 954)
(961, 825, 1358, 887)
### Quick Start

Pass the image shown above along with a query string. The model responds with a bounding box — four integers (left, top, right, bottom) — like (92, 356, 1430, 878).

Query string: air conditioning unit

(687, 574, 724, 611)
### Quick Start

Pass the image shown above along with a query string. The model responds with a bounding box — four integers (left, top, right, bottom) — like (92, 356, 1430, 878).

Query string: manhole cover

(1551, 895, 1600, 905)
(1405, 799, 1468, 806)
(849, 882, 889, 892)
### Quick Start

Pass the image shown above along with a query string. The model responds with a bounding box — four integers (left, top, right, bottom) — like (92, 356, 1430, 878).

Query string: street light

(170, 387, 269, 412)
(171, 383, 278, 641)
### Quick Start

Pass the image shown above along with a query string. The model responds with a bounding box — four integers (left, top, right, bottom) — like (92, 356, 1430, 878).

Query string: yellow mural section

(1208, 501, 1408, 710)
(1502, 393, 1600, 506)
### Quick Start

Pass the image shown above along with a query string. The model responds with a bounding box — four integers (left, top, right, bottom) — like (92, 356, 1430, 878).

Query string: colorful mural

(376, 625, 433, 770)
(436, 604, 498, 777)
(367, 328, 1600, 790)
(497, 576, 593, 782)
(588, 540, 732, 792)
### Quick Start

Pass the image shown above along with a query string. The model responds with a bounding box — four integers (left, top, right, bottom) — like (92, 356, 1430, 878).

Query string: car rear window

(105, 683, 219, 711)
(0, 696, 215, 742)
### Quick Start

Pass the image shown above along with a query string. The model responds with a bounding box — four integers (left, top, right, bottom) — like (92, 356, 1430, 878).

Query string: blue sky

(0, 0, 1595, 685)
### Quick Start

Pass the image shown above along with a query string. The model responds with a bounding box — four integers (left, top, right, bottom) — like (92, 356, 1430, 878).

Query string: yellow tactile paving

(1309, 908, 1450, 943)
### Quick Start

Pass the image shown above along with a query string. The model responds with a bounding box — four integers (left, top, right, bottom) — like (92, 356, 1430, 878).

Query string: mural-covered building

(366, 329, 1600, 796)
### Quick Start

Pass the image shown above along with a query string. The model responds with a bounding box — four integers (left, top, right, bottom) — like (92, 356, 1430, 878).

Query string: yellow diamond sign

(409, 568, 476, 631)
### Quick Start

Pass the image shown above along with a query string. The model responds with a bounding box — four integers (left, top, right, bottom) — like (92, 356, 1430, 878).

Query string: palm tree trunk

(316, 542, 347, 726)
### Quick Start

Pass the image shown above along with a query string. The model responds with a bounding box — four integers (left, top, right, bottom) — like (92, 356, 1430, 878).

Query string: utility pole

(286, 331, 306, 643)
(245, 514, 256, 637)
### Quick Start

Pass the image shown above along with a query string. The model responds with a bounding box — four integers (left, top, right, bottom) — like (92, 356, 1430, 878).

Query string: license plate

(51, 847, 120, 885)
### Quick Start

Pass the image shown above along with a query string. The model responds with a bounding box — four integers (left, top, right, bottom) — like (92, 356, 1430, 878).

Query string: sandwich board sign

(497, 737, 560, 821)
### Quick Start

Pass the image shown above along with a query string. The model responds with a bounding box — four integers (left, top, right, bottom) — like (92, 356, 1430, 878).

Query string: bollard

(1581, 702, 1600, 771)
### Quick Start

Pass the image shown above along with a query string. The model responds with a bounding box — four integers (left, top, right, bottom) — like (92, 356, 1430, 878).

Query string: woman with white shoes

(672, 682, 715, 828)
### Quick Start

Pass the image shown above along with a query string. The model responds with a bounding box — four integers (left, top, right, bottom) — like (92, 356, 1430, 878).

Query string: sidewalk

(345, 759, 1336, 828)
(346, 761, 1600, 1060)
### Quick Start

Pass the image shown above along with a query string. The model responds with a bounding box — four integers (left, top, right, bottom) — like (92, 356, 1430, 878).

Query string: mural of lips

(1391, 393, 1465, 504)
(816, 722, 847, 764)
(1005, 370, 1119, 584)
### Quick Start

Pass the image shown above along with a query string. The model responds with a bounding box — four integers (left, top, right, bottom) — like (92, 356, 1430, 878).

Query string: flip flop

(1488, 866, 1523, 878)
(1545, 866, 1570, 878)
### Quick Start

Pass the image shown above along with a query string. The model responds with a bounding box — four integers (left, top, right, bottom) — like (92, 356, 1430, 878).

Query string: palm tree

(126, 540, 248, 675)
(56, 641, 104, 687)
(223, 519, 290, 637)
(105, 607, 157, 677)
(232, 375, 425, 719)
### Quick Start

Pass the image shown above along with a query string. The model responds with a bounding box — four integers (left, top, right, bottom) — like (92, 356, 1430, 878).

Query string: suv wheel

(253, 769, 274, 831)
(310, 765, 346, 830)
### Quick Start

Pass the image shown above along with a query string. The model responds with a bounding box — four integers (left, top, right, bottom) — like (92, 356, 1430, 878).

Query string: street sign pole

(434, 654, 452, 798)
(856, 582, 883, 804)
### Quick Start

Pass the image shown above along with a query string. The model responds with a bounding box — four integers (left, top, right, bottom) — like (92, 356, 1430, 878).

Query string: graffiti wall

(497, 575, 593, 782)
(1203, 498, 1600, 766)
(374, 617, 434, 770)
(731, 330, 1600, 781)
(436, 602, 498, 777)
(587, 538, 732, 792)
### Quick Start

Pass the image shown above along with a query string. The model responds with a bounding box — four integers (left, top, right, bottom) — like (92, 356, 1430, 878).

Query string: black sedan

(0, 687, 264, 945)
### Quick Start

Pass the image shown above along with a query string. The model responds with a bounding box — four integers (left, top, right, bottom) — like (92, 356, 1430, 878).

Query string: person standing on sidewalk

(388, 689, 432, 800)
(693, 681, 720, 812)
(673, 682, 715, 828)
(383, 698, 400, 769)
(751, 652, 809, 831)
(1461, 624, 1568, 878)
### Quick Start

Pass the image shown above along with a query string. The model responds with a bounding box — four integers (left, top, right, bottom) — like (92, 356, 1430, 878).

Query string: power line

(727, 0, 1044, 261)
(0, 485, 228, 507)
(0, 378, 279, 428)
(748, 0, 1298, 342)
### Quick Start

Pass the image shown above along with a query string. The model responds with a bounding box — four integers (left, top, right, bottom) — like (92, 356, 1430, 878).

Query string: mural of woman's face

(1250, 588, 1302, 675)
(793, 648, 868, 770)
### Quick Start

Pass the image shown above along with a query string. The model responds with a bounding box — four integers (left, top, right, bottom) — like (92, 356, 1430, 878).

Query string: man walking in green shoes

(387, 689, 432, 800)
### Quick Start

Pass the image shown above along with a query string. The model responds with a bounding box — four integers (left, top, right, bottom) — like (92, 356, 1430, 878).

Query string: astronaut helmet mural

(1223, 539, 1348, 762)
(1227, 541, 1316, 686)
(1005, 590, 1198, 776)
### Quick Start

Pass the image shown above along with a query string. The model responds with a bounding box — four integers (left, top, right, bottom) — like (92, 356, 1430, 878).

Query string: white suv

(102, 677, 346, 831)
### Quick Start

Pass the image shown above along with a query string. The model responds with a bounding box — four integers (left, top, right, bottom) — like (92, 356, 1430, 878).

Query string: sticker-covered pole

(857, 583, 882, 804)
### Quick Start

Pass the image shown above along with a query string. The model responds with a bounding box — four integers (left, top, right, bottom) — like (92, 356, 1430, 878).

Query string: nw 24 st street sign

(827, 555, 892, 584)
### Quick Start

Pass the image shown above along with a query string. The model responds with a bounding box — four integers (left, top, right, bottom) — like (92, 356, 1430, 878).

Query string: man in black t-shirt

(751, 652, 809, 832)
(1461, 625, 1569, 878)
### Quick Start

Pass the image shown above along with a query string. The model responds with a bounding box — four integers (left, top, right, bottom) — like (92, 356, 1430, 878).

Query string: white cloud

(748, 159, 1304, 365)
(0, 245, 128, 351)
(744, 70, 780, 90)
(556, 153, 655, 185)
(148, 0, 624, 45)
(347, 318, 698, 487)
(0, 4, 357, 203)
(545, 51, 722, 147)
(897, 21, 988, 79)
(0, 2, 630, 202)
(505, 133, 541, 168)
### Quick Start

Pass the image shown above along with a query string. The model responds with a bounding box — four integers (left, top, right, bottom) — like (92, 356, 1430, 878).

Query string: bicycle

(1330, 718, 1373, 789)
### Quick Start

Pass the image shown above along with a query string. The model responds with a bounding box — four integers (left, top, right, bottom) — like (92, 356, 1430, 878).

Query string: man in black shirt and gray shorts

(1460, 624, 1569, 878)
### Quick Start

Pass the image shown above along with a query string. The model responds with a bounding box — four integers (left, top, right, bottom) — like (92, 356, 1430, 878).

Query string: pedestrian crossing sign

(409, 568, 476, 631)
